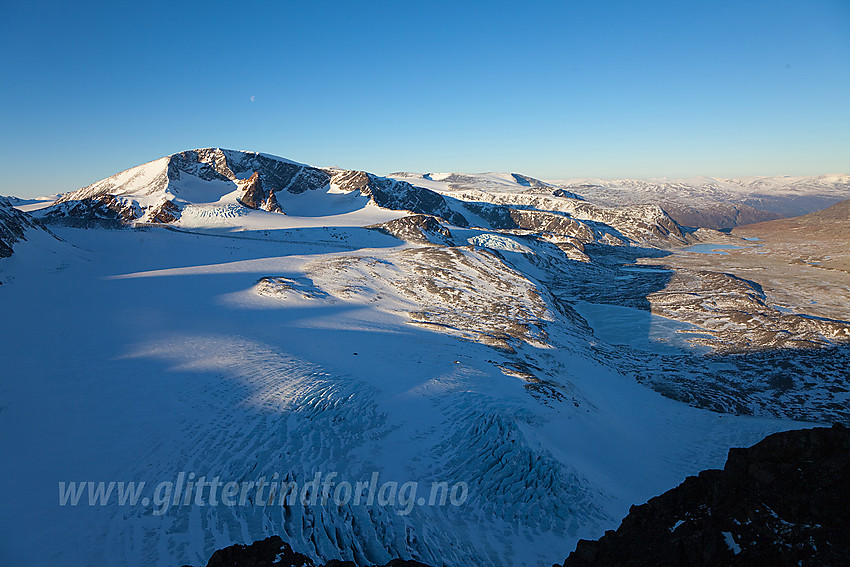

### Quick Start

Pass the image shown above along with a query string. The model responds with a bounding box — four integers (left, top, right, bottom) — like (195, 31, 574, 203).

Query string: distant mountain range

(390, 171, 850, 230)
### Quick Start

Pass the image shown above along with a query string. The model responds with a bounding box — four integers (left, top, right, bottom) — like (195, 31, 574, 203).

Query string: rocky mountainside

(0, 196, 48, 257)
(802, 197, 850, 222)
(560, 424, 850, 567)
(740, 196, 850, 234)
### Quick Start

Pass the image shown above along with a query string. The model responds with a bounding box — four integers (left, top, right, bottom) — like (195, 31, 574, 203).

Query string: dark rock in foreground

(559, 424, 850, 567)
(204, 535, 432, 567)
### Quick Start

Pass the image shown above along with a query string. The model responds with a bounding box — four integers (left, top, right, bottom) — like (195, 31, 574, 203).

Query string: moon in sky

(250, 95, 255, 102)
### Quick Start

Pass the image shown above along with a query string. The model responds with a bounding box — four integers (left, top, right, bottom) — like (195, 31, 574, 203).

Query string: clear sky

(2, 0, 849, 197)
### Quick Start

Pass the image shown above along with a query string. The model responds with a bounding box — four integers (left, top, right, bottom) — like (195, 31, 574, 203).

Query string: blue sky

(1, 0, 849, 197)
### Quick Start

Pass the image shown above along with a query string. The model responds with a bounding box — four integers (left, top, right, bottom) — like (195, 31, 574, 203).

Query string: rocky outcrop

(432, 188, 689, 247)
(203, 535, 432, 567)
(508, 209, 600, 242)
(148, 199, 181, 223)
(168, 149, 330, 196)
(237, 172, 266, 210)
(551, 188, 584, 200)
(559, 424, 850, 567)
(366, 214, 454, 245)
(235, 172, 282, 212)
(264, 190, 282, 213)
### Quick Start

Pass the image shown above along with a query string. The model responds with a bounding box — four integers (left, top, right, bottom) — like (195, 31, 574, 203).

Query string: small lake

(682, 243, 743, 255)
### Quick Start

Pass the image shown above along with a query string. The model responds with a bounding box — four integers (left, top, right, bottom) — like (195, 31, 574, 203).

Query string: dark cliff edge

(193, 426, 849, 567)
(559, 424, 850, 567)
(194, 535, 432, 567)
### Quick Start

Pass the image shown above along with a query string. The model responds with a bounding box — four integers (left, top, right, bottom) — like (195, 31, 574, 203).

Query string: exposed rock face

(43, 194, 180, 225)
(232, 171, 279, 213)
(148, 199, 180, 223)
(166, 148, 331, 196)
(204, 535, 432, 567)
(508, 209, 600, 242)
(560, 425, 850, 567)
(0, 197, 44, 257)
(42, 195, 133, 225)
(264, 190, 282, 213)
(237, 172, 265, 210)
(235, 171, 284, 213)
(205, 536, 311, 567)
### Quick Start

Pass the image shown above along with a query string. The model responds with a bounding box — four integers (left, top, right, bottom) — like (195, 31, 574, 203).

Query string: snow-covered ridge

(388, 172, 688, 246)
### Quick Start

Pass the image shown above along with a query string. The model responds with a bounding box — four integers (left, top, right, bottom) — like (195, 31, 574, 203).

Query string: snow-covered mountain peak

(44, 148, 341, 225)
(37, 151, 689, 248)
